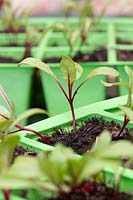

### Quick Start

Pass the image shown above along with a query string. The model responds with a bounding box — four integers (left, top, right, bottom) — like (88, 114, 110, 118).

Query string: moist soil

(0, 27, 26, 33)
(44, 47, 107, 63)
(0, 57, 19, 63)
(1, 43, 36, 47)
(40, 117, 133, 155)
(116, 38, 133, 45)
(14, 146, 37, 158)
(116, 38, 133, 61)
(117, 50, 133, 61)
(49, 181, 132, 200)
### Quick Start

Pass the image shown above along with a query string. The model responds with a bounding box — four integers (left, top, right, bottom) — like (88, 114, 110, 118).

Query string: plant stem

(67, 73, 76, 130)
(15, 124, 51, 145)
(22, 42, 31, 60)
(69, 101, 76, 131)
(3, 189, 10, 200)
(116, 115, 130, 139)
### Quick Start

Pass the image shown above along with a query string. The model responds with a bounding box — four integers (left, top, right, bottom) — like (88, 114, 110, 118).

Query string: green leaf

(0, 135, 20, 173)
(0, 176, 36, 189)
(103, 140, 133, 158)
(83, 67, 119, 84)
(8, 156, 41, 179)
(92, 131, 111, 152)
(60, 55, 83, 83)
(0, 84, 13, 112)
(18, 58, 58, 81)
(10, 108, 48, 129)
(125, 66, 133, 93)
(119, 105, 133, 121)
(0, 105, 11, 131)
(101, 80, 129, 90)
(70, 29, 80, 47)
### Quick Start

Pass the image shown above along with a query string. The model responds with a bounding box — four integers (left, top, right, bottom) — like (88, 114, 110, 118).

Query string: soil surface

(44, 47, 107, 63)
(14, 146, 37, 159)
(116, 38, 133, 61)
(1, 43, 36, 47)
(49, 181, 132, 200)
(40, 117, 133, 155)
(0, 27, 26, 33)
(116, 38, 133, 45)
(117, 50, 133, 61)
(0, 57, 19, 63)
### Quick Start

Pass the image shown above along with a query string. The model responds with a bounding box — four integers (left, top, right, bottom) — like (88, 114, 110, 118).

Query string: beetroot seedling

(19, 55, 119, 130)
(101, 66, 133, 138)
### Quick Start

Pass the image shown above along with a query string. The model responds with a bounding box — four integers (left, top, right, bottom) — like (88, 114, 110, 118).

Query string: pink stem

(117, 115, 130, 139)
(15, 124, 51, 145)
(3, 189, 10, 200)
(67, 73, 76, 130)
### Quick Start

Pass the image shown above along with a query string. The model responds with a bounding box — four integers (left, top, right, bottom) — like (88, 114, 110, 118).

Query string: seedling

(19, 55, 119, 130)
(59, 0, 112, 54)
(0, 132, 133, 199)
(55, 23, 81, 55)
(101, 66, 133, 138)
(21, 24, 40, 59)
(0, 84, 50, 144)
(1, 0, 31, 33)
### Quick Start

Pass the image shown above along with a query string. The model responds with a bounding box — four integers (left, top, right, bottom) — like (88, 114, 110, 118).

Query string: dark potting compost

(48, 181, 132, 200)
(40, 117, 133, 155)
(44, 47, 107, 63)
(117, 50, 133, 61)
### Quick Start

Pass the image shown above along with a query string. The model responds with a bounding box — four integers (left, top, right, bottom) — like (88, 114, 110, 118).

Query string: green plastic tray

(19, 95, 133, 193)
(34, 17, 133, 115)
(0, 48, 38, 123)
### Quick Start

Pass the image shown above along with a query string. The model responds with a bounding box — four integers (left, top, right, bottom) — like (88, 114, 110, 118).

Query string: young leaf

(0, 135, 20, 173)
(9, 108, 48, 129)
(83, 67, 119, 84)
(18, 58, 58, 81)
(0, 84, 13, 112)
(60, 55, 83, 83)
(0, 105, 11, 131)
(119, 105, 133, 121)
(125, 66, 133, 93)
(101, 80, 129, 88)
(70, 29, 80, 48)
(8, 156, 41, 179)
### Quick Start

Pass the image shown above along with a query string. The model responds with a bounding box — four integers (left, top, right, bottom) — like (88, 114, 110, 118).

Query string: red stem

(22, 42, 31, 60)
(57, 81, 69, 102)
(15, 124, 51, 145)
(117, 115, 130, 139)
(3, 189, 10, 200)
(56, 79, 76, 129)
(67, 73, 76, 130)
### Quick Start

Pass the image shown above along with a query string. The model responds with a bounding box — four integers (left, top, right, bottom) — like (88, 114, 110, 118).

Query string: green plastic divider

(0, 32, 42, 47)
(0, 47, 37, 59)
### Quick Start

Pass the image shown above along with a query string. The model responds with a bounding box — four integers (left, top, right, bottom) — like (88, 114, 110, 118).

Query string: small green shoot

(61, 0, 113, 54)
(19, 56, 119, 130)
(101, 66, 133, 138)
(1, 0, 31, 33)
